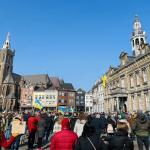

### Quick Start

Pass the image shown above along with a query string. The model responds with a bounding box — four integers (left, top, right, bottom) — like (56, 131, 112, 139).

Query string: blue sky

(0, 0, 149, 91)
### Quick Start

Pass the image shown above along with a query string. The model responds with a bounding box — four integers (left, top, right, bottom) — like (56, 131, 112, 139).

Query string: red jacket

(50, 118, 78, 150)
(0, 131, 15, 149)
(28, 116, 38, 133)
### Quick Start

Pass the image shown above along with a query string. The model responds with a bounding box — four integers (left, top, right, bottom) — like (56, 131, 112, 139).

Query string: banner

(11, 120, 26, 134)
(33, 99, 43, 110)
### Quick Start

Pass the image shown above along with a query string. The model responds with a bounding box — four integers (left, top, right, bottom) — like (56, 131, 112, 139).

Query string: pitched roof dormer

(119, 52, 128, 66)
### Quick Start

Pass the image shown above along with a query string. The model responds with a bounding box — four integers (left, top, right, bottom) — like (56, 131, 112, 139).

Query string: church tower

(0, 33, 15, 91)
(131, 16, 147, 56)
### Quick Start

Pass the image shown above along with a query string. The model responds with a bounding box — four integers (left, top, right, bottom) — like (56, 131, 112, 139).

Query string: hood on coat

(61, 118, 70, 129)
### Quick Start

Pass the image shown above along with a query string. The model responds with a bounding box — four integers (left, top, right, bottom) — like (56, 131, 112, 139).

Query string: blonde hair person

(117, 121, 129, 132)
(53, 114, 64, 133)
(74, 112, 86, 137)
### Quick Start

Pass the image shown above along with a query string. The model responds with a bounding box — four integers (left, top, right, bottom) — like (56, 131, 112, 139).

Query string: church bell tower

(0, 33, 15, 89)
(131, 16, 147, 56)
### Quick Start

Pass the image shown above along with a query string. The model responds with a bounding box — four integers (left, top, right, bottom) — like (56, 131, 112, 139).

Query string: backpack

(107, 124, 113, 133)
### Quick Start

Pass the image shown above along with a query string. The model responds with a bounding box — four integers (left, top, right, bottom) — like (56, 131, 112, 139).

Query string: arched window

(7, 66, 10, 72)
(132, 40, 134, 47)
(135, 38, 139, 45)
(6, 86, 11, 96)
(141, 38, 144, 44)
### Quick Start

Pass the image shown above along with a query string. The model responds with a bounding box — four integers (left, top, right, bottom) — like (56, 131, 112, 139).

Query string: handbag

(87, 137, 96, 150)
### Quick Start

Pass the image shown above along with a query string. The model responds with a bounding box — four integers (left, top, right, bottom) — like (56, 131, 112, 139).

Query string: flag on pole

(33, 99, 43, 110)
(102, 75, 107, 88)
(58, 106, 67, 115)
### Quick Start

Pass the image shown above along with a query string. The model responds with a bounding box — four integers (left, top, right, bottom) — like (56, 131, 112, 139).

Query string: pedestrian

(107, 121, 134, 150)
(70, 112, 78, 131)
(50, 118, 78, 150)
(45, 113, 54, 141)
(0, 113, 20, 149)
(75, 123, 107, 150)
(27, 113, 38, 150)
(132, 113, 150, 150)
(53, 113, 63, 133)
(74, 112, 86, 137)
(90, 114, 103, 138)
(106, 115, 116, 136)
(36, 113, 47, 150)
(10, 112, 23, 150)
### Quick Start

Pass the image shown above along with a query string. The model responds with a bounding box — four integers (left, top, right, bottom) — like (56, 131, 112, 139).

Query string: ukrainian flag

(33, 99, 43, 110)
(58, 106, 66, 115)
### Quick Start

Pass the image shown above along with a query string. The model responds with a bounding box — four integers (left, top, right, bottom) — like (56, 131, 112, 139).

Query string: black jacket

(90, 118, 103, 135)
(75, 135, 107, 150)
(107, 130, 134, 150)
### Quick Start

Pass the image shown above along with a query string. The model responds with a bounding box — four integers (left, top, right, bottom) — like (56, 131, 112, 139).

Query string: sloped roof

(23, 74, 50, 85)
(35, 86, 46, 91)
(59, 83, 75, 91)
(12, 73, 21, 83)
(49, 77, 60, 88)
(3, 72, 15, 84)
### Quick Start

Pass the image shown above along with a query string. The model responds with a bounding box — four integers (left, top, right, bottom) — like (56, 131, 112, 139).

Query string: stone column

(116, 97, 119, 112)
(147, 66, 150, 86)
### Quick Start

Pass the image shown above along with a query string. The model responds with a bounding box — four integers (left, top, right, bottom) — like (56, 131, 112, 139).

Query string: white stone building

(85, 90, 93, 113)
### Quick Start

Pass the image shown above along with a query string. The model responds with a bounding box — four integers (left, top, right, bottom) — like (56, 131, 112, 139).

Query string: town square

(0, 1, 149, 150)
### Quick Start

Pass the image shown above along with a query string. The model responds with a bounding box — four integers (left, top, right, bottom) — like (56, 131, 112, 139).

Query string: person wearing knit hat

(50, 118, 78, 150)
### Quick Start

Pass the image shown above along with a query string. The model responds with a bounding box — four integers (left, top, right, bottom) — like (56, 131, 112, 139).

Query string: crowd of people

(0, 109, 150, 150)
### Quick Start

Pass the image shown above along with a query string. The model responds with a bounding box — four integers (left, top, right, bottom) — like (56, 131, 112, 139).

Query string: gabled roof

(22, 74, 50, 85)
(77, 88, 86, 93)
(59, 83, 75, 91)
(49, 77, 61, 88)
(119, 52, 128, 58)
(35, 86, 46, 92)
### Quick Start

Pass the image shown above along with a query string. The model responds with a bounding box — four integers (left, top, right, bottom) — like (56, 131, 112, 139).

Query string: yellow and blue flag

(58, 106, 67, 115)
(33, 99, 43, 110)
(102, 75, 107, 88)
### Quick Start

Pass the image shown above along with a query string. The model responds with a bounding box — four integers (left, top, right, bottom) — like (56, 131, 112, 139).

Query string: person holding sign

(0, 113, 20, 149)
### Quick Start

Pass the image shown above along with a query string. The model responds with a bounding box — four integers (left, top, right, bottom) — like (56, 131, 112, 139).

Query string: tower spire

(3, 32, 11, 49)
(131, 15, 146, 56)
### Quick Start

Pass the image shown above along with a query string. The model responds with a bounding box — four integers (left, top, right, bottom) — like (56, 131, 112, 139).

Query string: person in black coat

(70, 113, 78, 131)
(75, 123, 107, 150)
(107, 121, 134, 150)
(90, 114, 103, 138)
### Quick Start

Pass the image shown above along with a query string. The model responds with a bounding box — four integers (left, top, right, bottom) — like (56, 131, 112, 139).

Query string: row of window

(109, 69, 148, 89)
(35, 95, 56, 100)
(131, 93, 150, 110)
(76, 96, 84, 99)
(59, 92, 75, 97)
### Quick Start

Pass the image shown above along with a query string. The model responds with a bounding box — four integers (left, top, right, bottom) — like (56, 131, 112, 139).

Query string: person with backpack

(75, 123, 107, 150)
(132, 113, 150, 150)
(106, 115, 116, 136)
(107, 121, 134, 150)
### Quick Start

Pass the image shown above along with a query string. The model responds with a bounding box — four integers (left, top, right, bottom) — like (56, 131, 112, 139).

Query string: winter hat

(61, 118, 70, 129)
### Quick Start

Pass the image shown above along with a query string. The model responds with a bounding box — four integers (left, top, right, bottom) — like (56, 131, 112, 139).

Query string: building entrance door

(119, 97, 127, 112)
